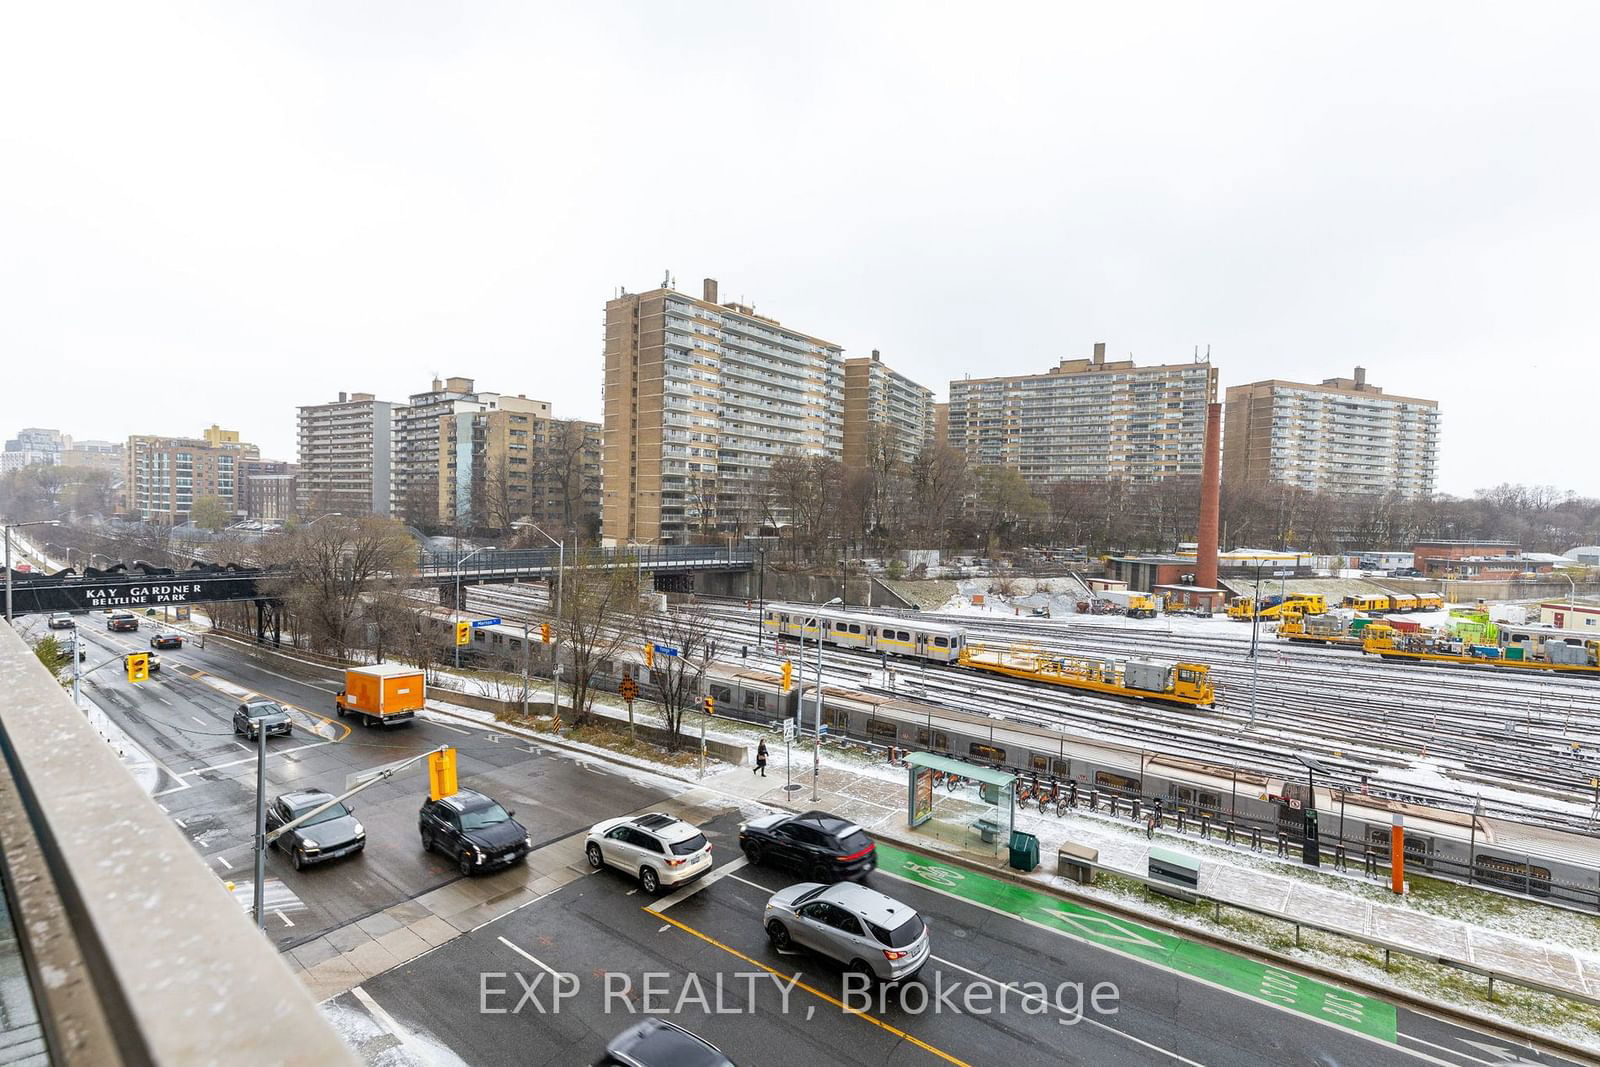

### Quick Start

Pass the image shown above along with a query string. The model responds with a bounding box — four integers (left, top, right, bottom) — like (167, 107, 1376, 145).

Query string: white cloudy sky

(3, 3, 1596, 495)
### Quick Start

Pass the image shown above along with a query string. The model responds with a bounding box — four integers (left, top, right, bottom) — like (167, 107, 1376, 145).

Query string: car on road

(764, 881, 929, 983)
(233, 699, 292, 739)
(149, 632, 184, 650)
(267, 789, 365, 871)
(585, 812, 712, 894)
(739, 810, 876, 882)
(57, 634, 86, 663)
(419, 788, 532, 876)
(595, 1019, 734, 1067)
(122, 652, 160, 674)
(47, 613, 75, 630)
(107, 612, 139, 632)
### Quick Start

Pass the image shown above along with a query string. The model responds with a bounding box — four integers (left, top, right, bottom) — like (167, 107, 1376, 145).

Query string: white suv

(585, 812, 712, 894)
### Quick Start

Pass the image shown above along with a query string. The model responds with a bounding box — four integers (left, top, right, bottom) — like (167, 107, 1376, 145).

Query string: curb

(425, 705, 1597, 1062)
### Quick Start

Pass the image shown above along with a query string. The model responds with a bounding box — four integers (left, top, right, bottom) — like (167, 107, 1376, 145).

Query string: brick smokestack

(1196, 401, 1222, 590)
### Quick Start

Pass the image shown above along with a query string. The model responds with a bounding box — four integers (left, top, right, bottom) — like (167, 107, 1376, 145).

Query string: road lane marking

(185, 739, 336, 775)
(652, 857, 748, 913)
(645, 908, 971, 1067)
(275, 909, 295, 927)
(497, 935, 566, 980)
(214, 855, 233, 870)
(172, 818, 186, 828)
(349, 986, 430, 1060)
(191, 716, 205, 725)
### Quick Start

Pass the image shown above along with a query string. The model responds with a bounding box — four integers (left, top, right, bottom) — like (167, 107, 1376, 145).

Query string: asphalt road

(39, 613, 674, 951)
(332, 809, 1583, 1067)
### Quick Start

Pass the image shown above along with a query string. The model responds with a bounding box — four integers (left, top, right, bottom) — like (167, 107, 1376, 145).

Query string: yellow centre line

(644, 907, 971, 1067)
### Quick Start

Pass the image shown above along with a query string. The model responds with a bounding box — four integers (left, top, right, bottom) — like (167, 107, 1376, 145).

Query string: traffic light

(455, 620, 472, 646)
(644, 643, 654, 669)
(428, 747, 459, 801)
(125, 653, 150, 683)
(781, 660, 792, 691)
(540, 622, 552, 643)
(704, 695, 716, 716)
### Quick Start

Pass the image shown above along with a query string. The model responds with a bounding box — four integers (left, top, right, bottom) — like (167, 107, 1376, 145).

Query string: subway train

(430, 607, 1593, 906)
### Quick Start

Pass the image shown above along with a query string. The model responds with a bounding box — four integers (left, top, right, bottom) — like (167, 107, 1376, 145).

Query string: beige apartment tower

(436, 399, 603, 535)
(1223, 367, 1440, 497)
(296, 391, 396, 516)
(603, 278, 844, 545)
(946, 343, 1218, 484)
(842, 351, 936, 470)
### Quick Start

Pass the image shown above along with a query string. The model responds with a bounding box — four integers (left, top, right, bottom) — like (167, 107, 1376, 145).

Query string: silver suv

(764, 881, 929, 982)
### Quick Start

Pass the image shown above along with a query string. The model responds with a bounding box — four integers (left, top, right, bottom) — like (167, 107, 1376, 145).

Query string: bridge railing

(418, 544, 753, 580)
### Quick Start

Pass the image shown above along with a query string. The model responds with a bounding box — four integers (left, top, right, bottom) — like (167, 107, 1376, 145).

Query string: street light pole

(5, 520, 61, 622)
(1248, 562, 1263, 724)
(253, 722, 268, 931)
(513, 523, 563, 716)
(453, 546, 488, 668)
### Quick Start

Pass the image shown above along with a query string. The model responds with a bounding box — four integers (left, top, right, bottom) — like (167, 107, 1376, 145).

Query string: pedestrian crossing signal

(125, 653, 150, 683)
(704, 695, 716, 716)
(455, 620, 472, 646)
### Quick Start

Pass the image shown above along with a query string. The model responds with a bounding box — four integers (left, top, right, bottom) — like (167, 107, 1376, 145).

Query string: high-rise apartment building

(2, 428, 64, 471)
(391, 377, 539, 527)
(437, 402, 602, 535)
(603, 278, 843, 544)
(946, 343, 1218, 485)
(296, 391, 397, 517)
(842, 351, 935, 469)
(123, 429, 260, 523)
(60, 439, 123, 474)
(1223, 367, 1440, 497)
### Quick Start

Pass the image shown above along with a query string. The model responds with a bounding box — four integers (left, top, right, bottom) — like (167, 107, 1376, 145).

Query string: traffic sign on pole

(653, 643, 680, 658)
(471, 617, 502, 628)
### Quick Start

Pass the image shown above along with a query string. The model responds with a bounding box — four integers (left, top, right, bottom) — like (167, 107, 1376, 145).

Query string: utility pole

(521, 618, 531, 719)
(1248, 561, 1263, 724)
(812, 618, 824, 803)
(253, 723, 268, 931)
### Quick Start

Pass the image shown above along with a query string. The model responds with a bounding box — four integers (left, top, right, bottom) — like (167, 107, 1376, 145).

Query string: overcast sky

(4, 3, 1596, 496)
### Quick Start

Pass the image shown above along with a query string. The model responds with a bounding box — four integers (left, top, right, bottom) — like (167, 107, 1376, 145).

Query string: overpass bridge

(419, 544, 754, 604)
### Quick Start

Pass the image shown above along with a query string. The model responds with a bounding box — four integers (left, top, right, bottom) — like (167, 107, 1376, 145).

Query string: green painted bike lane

(876, 843, 1398, 1043)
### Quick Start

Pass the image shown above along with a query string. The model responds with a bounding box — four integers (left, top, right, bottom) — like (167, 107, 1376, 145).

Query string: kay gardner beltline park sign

(6, 571, 270, 617)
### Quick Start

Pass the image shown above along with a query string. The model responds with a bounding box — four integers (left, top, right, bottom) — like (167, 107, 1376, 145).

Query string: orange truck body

(336, 664, 425, 726)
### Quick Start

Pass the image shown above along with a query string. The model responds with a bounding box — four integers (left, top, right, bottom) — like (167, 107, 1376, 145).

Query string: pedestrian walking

(755, 740, 769, 777)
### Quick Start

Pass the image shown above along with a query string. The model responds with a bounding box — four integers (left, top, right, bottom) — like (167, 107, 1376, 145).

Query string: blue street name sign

(472, 618, 503, 628)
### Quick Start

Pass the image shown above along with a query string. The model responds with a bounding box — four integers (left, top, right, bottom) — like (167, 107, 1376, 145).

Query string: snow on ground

(320, 996, 469, 1067)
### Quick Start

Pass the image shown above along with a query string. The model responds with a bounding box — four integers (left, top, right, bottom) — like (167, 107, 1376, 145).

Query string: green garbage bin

(1008, 831, 1040, 872)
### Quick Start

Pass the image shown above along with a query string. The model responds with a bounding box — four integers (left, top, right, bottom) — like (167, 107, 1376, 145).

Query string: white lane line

(275, 909, 295, 927)
(1397, 1031, 1528, 1066)
(349, 986, 429, 1059)
(426, 719, 471, 735)
(191, 716, 206, 725)
(931, 953, 1205, 1067)
(651, 858, 749, 913)
(185, 739, 335, 776)
(215, 855, 233, 870)
(156, 697, 173, 706)
(172, 817, 187, 829)
(497, 935, 565, 979)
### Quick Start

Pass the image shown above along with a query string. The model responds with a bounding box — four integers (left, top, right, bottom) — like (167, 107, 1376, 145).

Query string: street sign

(471, 618, 502, 628)
(653, 644, 680, 658)
(619, 678, 638, 702)
(1272, 570, 1295, 577)
(782, 721, 797, 743)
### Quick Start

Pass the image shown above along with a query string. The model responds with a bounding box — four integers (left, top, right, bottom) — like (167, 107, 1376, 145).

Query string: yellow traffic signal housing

(540, 623, 552, 643)
(781, 660, 792, 691)
(644, 643, 654, 669)
(704, 695, 716, 716)
(126, 653, 150, 683)
(455, 620, 472, 646)
(428, 747, 459, 801)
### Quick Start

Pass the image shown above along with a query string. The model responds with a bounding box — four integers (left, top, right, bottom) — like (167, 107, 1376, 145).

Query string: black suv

(738, 809, 877, 881)
(419, 788, 532, 876)
(596, 1019, 734, 1066)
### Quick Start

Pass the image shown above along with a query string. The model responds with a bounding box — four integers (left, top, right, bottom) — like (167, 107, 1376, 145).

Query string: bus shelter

(904, 752, 1016, 857)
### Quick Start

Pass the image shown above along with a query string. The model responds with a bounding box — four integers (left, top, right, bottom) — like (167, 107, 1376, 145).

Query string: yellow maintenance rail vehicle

(958, 644, 1215, 707)
(1342, 592, 1443, 613)
(1361, 623, 1600, 676)
(1226, 592, 1326, 622)
(1278, 612, 1373, 648)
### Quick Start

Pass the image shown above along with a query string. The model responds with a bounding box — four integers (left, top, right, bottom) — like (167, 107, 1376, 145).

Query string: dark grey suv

(267, 790, 365, 871)
(234, 699, 292, 740)
(419, 788, 532, 876)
